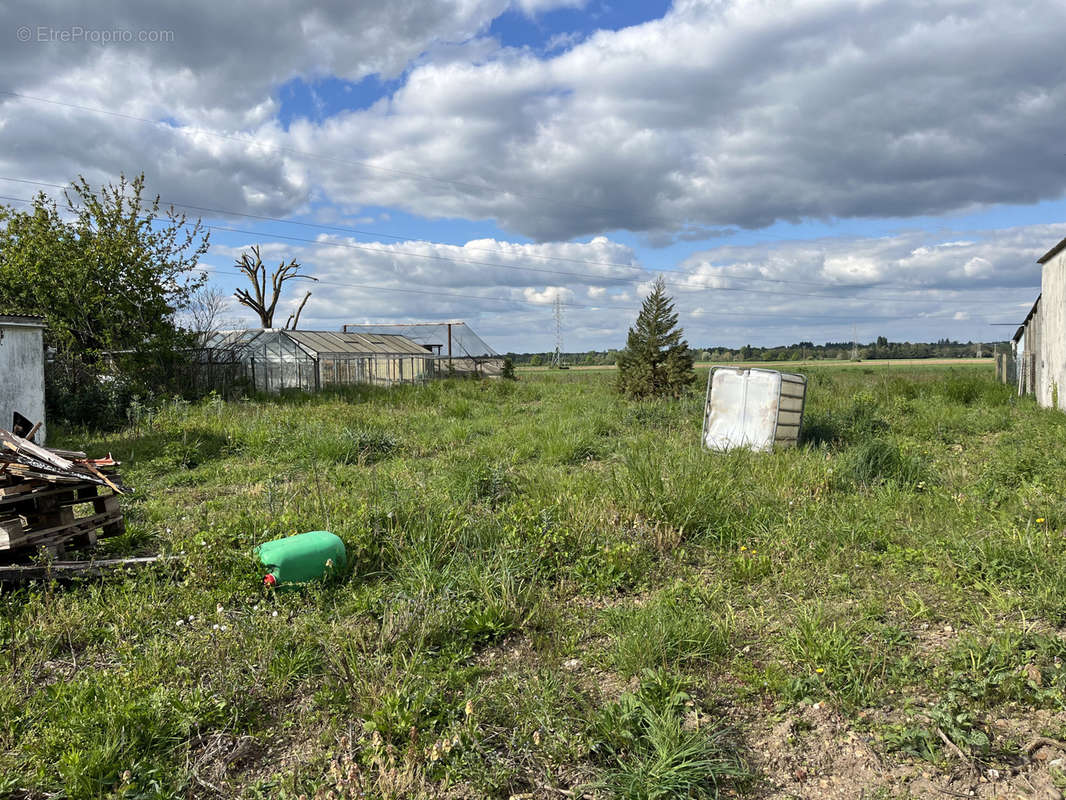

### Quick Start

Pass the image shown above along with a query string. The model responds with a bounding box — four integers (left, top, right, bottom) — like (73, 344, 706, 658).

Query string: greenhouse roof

(285, 330, 430, 356)
(342, 322, 497, 358)
(208, 329, 432, 357)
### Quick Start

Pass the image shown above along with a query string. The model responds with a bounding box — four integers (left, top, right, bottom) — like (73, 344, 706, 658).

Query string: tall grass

(11, 364, 1066, 797)
(588, 670, 751, 799)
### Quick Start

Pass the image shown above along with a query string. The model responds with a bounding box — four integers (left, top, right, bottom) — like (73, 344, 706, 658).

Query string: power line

(0, 173, 1030, 298)
(207, 266, 931, 322)
(0, 189, 1031, 326)
(0, 94, 1045, 305)
(0, 185, 1005, 325)
(0, 177, 1028, 307)
(204, 221, 1021, 307)
(0, 187, 908, 321)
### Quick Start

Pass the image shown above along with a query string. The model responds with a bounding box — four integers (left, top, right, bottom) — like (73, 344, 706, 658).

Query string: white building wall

(1039, 251, 1066, 409)
(0, 319, 46, 442)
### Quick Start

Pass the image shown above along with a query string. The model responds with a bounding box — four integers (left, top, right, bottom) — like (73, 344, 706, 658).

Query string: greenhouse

(342, 322, 504, 377)
(205, 329, 438, 393)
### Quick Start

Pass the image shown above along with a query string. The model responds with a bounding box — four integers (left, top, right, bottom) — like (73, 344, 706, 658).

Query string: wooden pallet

(0, 555, 181, 583)
(0, 478, 125, 556)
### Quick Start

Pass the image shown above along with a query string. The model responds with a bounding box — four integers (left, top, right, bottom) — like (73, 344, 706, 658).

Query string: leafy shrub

(46, 363, 143, 430)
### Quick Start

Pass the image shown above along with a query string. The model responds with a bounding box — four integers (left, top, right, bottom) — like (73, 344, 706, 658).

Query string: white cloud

(270, 0, 1066, 240)
(211, 222, 1054, 351)
(4, 1, 1066, 242)
(962, 256, 994, 278)
(514, 0, 586, 13)
(545, 31, 584, 52)
(1, 0, 1063, 351)
(522, 285, 573, 303)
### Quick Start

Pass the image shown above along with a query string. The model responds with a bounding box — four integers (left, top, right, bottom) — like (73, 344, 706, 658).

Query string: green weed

(839, 437, 926, 488)
(603, 583, 732, 676)
(588, 669, 751, 799)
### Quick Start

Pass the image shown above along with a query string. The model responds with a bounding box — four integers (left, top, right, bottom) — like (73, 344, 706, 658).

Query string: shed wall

(1041, 252, 1066, 409)
(0, 323, 46, 442)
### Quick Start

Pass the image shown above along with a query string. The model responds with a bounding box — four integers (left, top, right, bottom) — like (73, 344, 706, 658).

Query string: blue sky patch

(489, 0, 672, 53)
(277, 74, 401, 129)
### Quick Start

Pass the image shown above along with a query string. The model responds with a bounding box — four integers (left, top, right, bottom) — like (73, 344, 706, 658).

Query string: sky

(2, 0, 1066, 352)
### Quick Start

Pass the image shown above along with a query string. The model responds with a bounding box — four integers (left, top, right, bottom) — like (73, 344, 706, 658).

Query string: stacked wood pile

(0, 427, 129, 558)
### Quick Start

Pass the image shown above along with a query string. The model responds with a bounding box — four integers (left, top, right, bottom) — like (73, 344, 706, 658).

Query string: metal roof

(1038, 237, 1066, 264)
(205, 329, 433, 356)
(0, 314, 46, 328)
(1013, 294, 1041, 342)
(342, 321, 498, 357)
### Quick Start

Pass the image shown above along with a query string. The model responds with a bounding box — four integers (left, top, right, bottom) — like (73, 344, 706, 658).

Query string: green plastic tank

(255, 530, 346, 587)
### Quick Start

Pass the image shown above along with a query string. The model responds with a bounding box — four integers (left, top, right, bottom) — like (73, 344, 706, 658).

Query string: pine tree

(616, 276, 696, 398)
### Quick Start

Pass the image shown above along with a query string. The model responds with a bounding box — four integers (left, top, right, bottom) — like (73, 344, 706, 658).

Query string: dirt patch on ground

(749, 703, 895, 798)
(747, 703, 1066, 799)
(910, 621, 964, 657)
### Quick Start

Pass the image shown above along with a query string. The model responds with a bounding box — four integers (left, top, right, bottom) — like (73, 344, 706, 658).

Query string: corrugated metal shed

(1, 315, 46, 442)
(0, 315, 46, 328)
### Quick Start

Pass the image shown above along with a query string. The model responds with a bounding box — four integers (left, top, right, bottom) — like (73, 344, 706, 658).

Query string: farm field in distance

(6, 365, 1066, 799)
(519, 357, 995, 373)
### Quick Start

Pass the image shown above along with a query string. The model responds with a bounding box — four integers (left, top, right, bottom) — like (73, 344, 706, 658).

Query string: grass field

(5, 365, 1066, 799)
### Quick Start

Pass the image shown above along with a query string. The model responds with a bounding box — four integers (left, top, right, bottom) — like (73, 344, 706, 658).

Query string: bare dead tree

(284, 290, 313, 330)
(232, 245, 317, 329)
(187, 285, 232, 347)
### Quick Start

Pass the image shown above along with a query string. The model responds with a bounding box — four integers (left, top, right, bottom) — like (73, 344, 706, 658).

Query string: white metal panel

(703, 368, 781, 451)
(0, 321, 46, 443)
(702, 367, 807, 452)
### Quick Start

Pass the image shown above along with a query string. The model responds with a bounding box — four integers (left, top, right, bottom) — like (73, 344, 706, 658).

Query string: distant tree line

(508, 337, 1004, 366)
